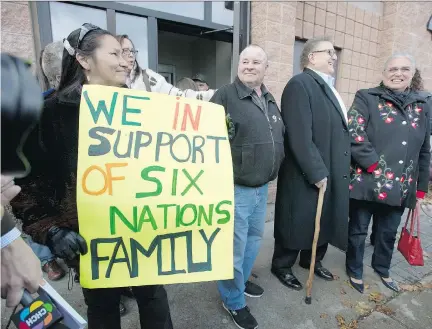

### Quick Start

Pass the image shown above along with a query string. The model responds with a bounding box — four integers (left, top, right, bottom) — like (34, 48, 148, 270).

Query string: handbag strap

(404, 209, 412, 230)
(414, 203, 421, 237)
(410, 207, 415, 234)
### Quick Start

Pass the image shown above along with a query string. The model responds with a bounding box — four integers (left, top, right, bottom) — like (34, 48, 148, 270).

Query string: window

(116, 13, 149, 68)
(49, 2, 107, 42)
(119, 2, 204, 20)
(212, 2, 234, 26)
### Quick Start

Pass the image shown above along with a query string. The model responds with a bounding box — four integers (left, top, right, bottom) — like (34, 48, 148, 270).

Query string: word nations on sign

(77, 85, 234, 288)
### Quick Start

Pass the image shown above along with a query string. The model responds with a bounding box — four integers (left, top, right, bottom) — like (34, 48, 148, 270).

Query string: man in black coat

(271, 37, 351, 290)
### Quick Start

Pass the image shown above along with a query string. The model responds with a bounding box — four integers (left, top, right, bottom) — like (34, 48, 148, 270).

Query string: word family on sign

(77, 85, 234, 288)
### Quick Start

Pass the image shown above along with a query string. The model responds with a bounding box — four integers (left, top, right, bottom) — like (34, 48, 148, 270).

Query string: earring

(87, 75, 91, 83)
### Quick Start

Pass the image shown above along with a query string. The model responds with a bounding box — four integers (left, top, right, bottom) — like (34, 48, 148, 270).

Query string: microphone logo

(18, 300, 54, 329)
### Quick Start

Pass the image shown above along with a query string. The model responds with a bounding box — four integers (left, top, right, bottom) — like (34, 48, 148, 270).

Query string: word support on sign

(77, 85, 234, 288)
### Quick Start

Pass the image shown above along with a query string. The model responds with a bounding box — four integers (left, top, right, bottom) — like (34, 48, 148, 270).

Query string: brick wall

(295, 1, 383, 107)
(250, 1, 297, 204)
(250, 1, 297, 106)
(379, 2, 432, 91)
(1, 1, 35, 63)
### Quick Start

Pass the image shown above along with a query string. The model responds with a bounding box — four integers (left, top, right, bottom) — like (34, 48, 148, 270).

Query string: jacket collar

(304, 68, 347, 127)
(367, 86, 428, 106)
(234, 77, 275, 103)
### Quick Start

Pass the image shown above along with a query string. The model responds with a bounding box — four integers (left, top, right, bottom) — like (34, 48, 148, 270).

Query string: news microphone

(12, 290, 67, 329)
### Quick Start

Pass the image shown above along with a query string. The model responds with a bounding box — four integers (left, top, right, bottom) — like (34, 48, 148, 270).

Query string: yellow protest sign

(76, 85, 234, 288)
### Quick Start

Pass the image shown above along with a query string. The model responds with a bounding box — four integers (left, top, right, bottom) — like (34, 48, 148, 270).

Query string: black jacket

(11, 94, 81, 243)
(274, 69, 351, 251)
(209, 77, 285, 187)
(348, 87, 431, 209)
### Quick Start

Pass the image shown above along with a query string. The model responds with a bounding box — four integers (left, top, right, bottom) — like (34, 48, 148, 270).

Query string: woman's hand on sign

(46, 226, 88, 261)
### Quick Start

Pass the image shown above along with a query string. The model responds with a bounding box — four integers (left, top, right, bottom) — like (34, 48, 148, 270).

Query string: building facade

(2, 1, 432, 203)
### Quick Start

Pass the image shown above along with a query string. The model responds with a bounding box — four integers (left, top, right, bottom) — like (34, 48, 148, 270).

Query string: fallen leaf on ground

(341, 299, 354, 308)
(347, 320, 359, 329)
(400, 283, 422, 292)
(320, 313, 328, 319)
(422, 282, 432, 289)
(336, 314, 346, 327)
(375, 305, 396, 316)
(369, 292, 384, 303)
(336, 315, 358, 329)
(355, 301, 373, 315)
(334, 274, 340, 280)
(340, 287, 347, 295)
(364, 284, 370, 290)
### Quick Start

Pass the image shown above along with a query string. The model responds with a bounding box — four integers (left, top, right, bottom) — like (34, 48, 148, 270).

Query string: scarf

(379, 81, 411, 109)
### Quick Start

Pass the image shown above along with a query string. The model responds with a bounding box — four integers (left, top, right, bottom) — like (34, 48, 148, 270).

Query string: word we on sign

(77, 85, 234, 288)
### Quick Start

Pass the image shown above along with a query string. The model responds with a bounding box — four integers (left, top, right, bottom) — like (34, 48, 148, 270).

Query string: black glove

(46, 226, 88, 261)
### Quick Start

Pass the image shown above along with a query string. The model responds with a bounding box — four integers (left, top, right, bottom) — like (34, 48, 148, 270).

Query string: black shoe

(314, 267, 334, 281)
(348, 277, 364, 294)
(271, 268, 303, 290)
(119, 301, 127, 316)
(380, 277, 400, 292)
(244, 281, 263, 298)
(299, 264, 334, 281)
(222, 304, 258, 329)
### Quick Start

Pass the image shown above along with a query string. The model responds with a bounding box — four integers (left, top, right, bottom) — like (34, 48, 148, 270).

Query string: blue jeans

(23, 236, 54, 266)
(217, 183, 268, 310)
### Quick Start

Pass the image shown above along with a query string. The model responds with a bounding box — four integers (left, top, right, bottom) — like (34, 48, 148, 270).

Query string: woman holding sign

(11, 24, 173, 329)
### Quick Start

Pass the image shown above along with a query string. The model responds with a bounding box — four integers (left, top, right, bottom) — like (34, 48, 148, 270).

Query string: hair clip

(63, 39, 75, 56)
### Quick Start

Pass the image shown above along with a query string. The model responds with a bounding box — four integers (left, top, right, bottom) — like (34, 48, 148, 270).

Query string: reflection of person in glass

(11, 24, 173, 329)
(117, 34, 214, 100)
(346, 53, 431, 294)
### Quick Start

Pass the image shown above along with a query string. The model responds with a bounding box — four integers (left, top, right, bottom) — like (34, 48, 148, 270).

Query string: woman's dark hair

(57, 24, 114, 101)
(116, 34, 141, 84)
(411, 68, 424, 91)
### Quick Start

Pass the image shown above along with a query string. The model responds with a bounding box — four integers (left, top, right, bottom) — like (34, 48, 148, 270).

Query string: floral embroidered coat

(348, 87, 431, 209)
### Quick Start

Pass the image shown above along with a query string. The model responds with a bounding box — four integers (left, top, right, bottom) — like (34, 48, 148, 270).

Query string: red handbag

(397, 204, 424, 266)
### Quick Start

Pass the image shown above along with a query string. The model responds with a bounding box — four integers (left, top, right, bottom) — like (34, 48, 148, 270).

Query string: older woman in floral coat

(346, 53, 431, 293)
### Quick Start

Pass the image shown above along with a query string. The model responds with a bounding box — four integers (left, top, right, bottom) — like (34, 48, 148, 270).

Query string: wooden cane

(305, 186, 325, 305)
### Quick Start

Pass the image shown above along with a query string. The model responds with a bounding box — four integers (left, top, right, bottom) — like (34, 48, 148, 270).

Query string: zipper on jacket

(251, 95, 277, 178)
(266, 114, 276, 178)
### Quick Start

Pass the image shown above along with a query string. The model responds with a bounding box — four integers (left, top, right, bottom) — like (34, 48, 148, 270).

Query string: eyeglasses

(76, 23, 100, 49)
(122, 49, 139, 56)
(386, 67, 412, 74)
(312, 49, 337, 57)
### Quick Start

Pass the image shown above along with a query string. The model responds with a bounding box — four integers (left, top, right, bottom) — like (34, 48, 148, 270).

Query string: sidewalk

(2, 204, 432, 329)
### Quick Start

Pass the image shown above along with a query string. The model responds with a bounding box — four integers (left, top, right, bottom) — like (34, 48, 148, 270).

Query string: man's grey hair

(300, 36, 333, 70)
(383, 52, 416, 72)
(240, 44, 268, 65)
(41, 41, 63, 89)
